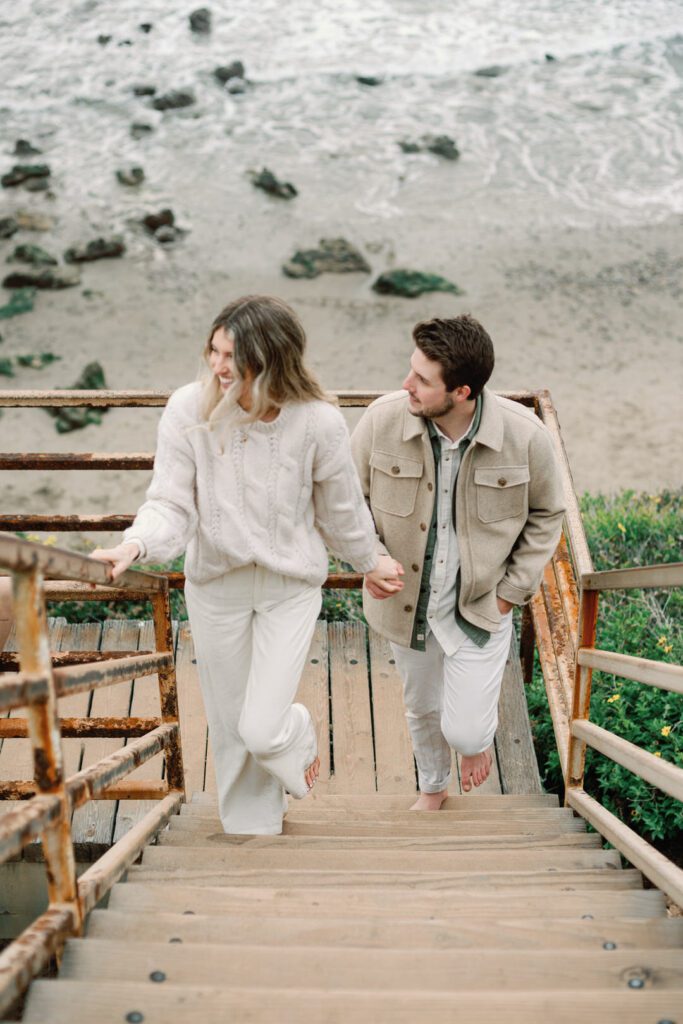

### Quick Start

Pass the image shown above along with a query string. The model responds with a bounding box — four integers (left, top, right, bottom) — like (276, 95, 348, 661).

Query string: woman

(92, 295, 402, 835)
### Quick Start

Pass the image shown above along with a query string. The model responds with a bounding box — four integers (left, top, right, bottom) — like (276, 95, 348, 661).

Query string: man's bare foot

(304, 756, 320, 791)
(460, 750, 492, 792)
(410, 789, 448, 811)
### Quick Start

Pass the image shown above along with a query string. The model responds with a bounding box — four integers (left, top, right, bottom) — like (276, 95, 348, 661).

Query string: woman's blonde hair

(199, 295, 330, 426)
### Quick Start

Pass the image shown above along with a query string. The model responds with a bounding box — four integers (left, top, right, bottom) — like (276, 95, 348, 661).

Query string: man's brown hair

(412, 314, 494, 399)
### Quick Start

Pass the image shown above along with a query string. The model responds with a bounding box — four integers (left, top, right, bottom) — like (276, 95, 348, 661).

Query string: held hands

(90, 542, 140, 581)
(365, 554, 405, 601)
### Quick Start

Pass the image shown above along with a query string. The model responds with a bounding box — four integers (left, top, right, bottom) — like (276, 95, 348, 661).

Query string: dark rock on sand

(14, 140, 42, 156)
(15, 352, 61, 369)
(133, 85, 157, 96)
(372, 269, 463, 298)
(97, 34, 112, 45)
(64, 237, 126, 263)
(545, 53, 557, 62)
(131, 123, 154, 139)
(0, 287, 36, 319)
(116, 166, 145, 186)
(152, 89, 196, 111)
(8, 244, 57, 266)
(154, 225, 177, 243)
(1, 164, 51, 188)
(189, 7, 212, 33)
(139, 22, 153, 33)
(399, 140, 421, 154)
(3, 267, 81, 290)
(283, 238, 371, 279)
(142, 209, 174, 233)
(474, 64, 507, 77)
(226, 78, 247, 95)
(48, 361, 109, 433)
(423, 134, 459, 160)
(250, 168, 297, 199)
(0, 217, 19, 239)
(0, 358, 14, 377)
(24, 178, 51, 193)
(356, 75, 383, 86)
(214, 61, 245, 84)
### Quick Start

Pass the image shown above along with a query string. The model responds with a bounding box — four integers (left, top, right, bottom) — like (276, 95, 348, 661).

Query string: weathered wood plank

(23, 980, 683, 1024)
(107, 880, 666, 919)
(368, 631, 415, 793)
(327, 622, 375, 793)
(86, 907, 683, 951)
(70, 621, 140, 857)
(295, 621, 330, 783)
(174, 622, 208, 799)
(60, 938, 683, 990)
(496, 637, 544, 794)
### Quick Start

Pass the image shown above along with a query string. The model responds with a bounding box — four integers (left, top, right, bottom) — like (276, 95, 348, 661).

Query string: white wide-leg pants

(185, 564, 322, 835)
(390, 613, 514, 794)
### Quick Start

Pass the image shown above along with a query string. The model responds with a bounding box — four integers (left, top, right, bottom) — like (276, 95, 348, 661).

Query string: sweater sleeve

(122, 389, 199, 564)
(312, 407, 378, 574)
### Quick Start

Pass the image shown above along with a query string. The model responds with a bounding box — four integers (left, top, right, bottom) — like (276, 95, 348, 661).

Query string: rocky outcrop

(399, 135, 459, 160)
(47, 362, 109, 433)
(214, 61, 245, 84)
(249, 168, 297, 199)
(8, 244, 57, 266)
(0, 287, 36, 319)
(0, 218, 19, 239)
(63, 237, 126, 263)
(283, 238, 371, 279)
(130, 123, 154, 139)
(152, 89, 196, 111)
(189, 8, 211, 33)
(116, 166, 145, 186)
(372, 269, 462, 298)
(3, 267, 80, 289)
(1, 164, 51, 188)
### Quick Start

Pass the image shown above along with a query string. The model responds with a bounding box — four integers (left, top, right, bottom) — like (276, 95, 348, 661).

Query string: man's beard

(409, 394, 454, 420)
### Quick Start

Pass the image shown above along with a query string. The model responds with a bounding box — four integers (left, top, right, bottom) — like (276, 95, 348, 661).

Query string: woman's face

(209, 327, 252, 405)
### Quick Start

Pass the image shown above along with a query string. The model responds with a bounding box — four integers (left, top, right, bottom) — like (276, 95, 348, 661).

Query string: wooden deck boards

(0, 614, 543, 857)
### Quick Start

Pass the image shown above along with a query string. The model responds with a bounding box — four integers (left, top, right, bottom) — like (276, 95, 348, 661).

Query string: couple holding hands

(94, 295, 564, 835)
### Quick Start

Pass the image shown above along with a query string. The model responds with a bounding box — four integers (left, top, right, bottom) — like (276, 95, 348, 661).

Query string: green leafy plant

(527, 490, 683, 857)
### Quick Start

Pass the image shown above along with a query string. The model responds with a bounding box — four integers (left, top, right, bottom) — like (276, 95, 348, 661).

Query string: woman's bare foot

(460, 749, 492, 792)
(304, 755, 320, 791)
(410, 789, 448, 811)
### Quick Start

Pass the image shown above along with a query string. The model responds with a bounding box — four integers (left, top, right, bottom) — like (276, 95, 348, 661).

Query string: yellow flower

(657, 635, 668, 648)
(661, 726, 672, 737)
(617, 522, 626, 534)
(654, 751, 662, 758)
(606, 694, 620, 704)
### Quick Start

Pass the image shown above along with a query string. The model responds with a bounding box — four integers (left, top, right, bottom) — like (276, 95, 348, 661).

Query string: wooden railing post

(12, 565, 81, 931)
(565, 586, 599, 799)
(151, 582, 185, 795)
(519, 603, 535, 684)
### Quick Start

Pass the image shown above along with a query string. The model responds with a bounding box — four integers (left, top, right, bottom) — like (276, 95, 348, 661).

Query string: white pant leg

(390, 633, 452, 794)
(440, 613, 513, 757)
(185, 566, 321, 836)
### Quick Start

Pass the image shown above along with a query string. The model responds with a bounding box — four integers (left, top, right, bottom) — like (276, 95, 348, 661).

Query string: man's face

(402, 347, 455, 419)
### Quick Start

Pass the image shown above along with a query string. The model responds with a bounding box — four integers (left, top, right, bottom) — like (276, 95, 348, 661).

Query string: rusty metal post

(12, 566, 82, 931)
(565, 586, 599, 801)
(151, 581, 185, 796)
(519, 603, 535, 684)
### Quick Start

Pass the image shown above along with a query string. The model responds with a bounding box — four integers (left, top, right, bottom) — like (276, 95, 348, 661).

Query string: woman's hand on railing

(90, 542, 140, 581)
(365, 554, 405, 600)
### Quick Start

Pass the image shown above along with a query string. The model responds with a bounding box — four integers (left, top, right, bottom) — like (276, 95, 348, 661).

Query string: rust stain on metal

(0, 905, 76, 1019)
(0, 453, 154, 470)
(52, 652, 172, 699)
(0, 715, 162, 739)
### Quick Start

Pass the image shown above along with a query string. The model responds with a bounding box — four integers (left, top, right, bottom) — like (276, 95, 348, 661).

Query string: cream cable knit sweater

(124, 382, 378, 586)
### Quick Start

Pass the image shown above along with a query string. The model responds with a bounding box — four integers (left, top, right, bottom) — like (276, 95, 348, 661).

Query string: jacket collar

(401, 386, 503, 450)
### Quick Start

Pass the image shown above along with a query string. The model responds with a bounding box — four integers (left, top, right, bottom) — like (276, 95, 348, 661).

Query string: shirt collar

(426, 394, 482, 449)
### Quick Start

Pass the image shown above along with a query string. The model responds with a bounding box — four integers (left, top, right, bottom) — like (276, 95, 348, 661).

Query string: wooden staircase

(20, 791, 683, 1023)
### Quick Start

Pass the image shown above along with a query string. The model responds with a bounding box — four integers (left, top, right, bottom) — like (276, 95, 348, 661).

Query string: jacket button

(412, 563, 419, 572)
(391, 465, 400, 474)
(420, 522, 427, 531)
(498, 477, 507, 487)
(404, 604, 413, 613)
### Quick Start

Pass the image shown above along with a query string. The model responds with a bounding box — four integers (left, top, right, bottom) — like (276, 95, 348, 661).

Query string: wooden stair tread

(86, 908, 683, 950)
(189, 792, 561, 807)
(22, 979, 683, 1024)
(107, 881, 667, 918)
(157, 829, 604, 849)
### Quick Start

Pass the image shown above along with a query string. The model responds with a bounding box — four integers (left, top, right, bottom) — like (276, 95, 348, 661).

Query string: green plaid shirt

(409, 397, 490, 651)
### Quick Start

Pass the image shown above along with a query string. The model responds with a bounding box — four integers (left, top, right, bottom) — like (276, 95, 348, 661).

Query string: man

(351, 315, 565, 807)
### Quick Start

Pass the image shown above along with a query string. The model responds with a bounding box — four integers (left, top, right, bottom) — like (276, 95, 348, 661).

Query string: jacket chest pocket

(474, 466, 530, 523)
(370, 451, 423, 517)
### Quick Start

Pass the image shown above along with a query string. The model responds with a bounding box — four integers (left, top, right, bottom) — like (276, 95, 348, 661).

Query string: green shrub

(527, 490, 683, 854)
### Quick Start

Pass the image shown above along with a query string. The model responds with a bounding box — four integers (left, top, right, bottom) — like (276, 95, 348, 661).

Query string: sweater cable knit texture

(124, 382, 378, 586)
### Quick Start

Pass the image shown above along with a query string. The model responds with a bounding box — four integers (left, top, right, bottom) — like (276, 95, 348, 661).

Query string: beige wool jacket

(350, 388, 566, 647)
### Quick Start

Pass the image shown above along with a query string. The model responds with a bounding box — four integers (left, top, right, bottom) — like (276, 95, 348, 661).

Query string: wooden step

(22, 979, 683, 1024)
(189, 792, 561, 808)
(181, 804, 573, 822)
(86, 908, 683, 951)
(108, 881, 666, 918)
(59, 938, 683, 992)
(158, 827, 603, 850)
(174, 814, 589, 836)
(140, 844, 620, 873)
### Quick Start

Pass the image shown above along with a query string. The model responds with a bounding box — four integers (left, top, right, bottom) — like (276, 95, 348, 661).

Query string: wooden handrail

(571, 719, 683, 803)
(577, 648, 683, 694)
(582, 562, 683, 591)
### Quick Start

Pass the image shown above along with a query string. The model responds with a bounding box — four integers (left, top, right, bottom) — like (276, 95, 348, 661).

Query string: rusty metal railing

(564, 562, 683, 907)
(0, 533, 186, 1017)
